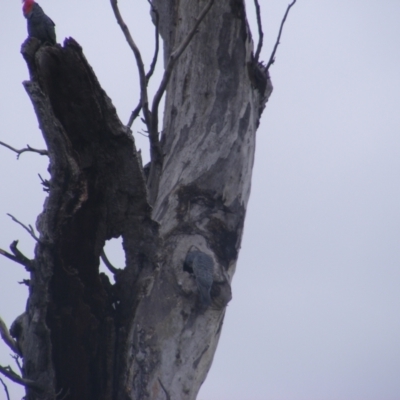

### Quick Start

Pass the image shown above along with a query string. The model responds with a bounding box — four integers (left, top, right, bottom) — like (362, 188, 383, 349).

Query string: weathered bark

(120, 1, 272, 399)
(7, 0, 272, 399)
(16, 37, 158, 400)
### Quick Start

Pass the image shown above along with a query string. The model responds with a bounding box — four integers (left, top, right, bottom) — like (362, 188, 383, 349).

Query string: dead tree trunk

(2, 0, 272, 399)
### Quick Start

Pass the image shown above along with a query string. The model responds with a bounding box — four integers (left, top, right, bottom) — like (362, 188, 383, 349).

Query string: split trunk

(11, 0, 272, 398)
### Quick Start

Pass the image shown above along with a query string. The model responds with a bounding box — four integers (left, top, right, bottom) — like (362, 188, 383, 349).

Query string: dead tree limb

(126, 103, 142, 129)
(0, 365, 41, 390)
(0, 141, 48, 158)
(110, 0, 152, 130)
(0, 240, 33, 270)
(253, 0, 263, 62)
(113, 0, 214, 206)
(0, 248, 23, 267)
(38, 173, 50, 192)
(7, 214, 39, 242)
(266, 0, 297, 70)
(126, 0, 160, 129)
(10, 240, 33, 270)
(17, 36, 159, 399)
(0, 377, 10, 400)
(11, 354, 23, 374)
(146, 0, 160, 83)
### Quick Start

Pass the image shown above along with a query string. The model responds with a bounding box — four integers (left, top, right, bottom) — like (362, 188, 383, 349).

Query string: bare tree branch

(0, 140, 48, 158)
(126, 103, 143, 129)
(38, 173, 50, 192)
(110, 0, 152, 129)
(151, 0, 215, 139)
(100, 249, 120, 274)
(253, 0, 263, 62)
(0, 248, 21, 265)
(114, 0, 214, 185)
(0, 378, 10, 400)
(266, 0, 297, 70)
(0, 317, 20, 356)
(0, 365, 41, 390)
(137, 130, 149, 138)
(7, 214, 39, 242)
(0, 241, 33, 271)
(146, 0, 160, 83)
(10, 240, 33, 270)
(126, 0, 161, 129)
(11, 354, 23, 374)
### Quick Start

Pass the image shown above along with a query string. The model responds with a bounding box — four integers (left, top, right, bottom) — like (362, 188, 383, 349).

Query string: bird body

(184, 250, 214, 307)
(22, 0, 56, 45)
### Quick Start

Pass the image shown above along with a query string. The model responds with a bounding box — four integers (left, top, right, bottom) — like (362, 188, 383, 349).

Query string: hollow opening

(100, 237, 125, 284)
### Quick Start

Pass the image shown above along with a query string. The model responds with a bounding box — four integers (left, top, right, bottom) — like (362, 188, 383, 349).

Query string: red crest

(22, 0, 35, 17)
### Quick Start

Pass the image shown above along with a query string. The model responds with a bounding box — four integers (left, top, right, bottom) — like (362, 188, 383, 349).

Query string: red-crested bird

(22, 0, 56, 45)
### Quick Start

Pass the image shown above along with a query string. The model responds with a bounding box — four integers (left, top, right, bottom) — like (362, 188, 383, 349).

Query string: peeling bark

(8, 0, 272, 399)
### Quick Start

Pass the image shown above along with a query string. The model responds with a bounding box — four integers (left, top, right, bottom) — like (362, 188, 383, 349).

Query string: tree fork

(9, 0, 275, 398)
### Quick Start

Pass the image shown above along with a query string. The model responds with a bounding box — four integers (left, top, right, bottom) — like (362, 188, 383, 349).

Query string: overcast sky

(1, 1, 400, 399)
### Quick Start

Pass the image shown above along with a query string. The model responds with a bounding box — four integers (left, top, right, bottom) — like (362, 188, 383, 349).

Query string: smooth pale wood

(120, 1, 272, 399)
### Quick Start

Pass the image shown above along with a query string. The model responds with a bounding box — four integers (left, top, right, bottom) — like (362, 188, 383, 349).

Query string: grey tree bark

(1, 0, 272, 399)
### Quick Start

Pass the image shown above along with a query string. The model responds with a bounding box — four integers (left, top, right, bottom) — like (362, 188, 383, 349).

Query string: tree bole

(14, 0, 272, 398)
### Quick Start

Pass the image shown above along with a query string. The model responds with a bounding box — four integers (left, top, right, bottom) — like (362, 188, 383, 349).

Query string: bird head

(22, 0, 35, 17)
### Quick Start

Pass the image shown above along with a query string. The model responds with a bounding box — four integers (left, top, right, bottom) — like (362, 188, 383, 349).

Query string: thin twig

(253, 0, 263, 62)
(126, 1, 160, 129)
(115, 0, 213, 170)
(11, 354, 23, 374)
(100, 250, 120, 274)
(146, 0, 160, 83)
(0, 365, 41, 390)
(110, 0, 152, 129)
(0, 141, 48, 159)
(38, 174, 50, 192)
(0, 317, 20, 356)
(137, 130, 149, 138)
(0, 377, 10, 400)
(266, 0, 297, 70)
(7, 214, 39, 242)
(158, 378, 171, 400)
(151, 0, 215, 139)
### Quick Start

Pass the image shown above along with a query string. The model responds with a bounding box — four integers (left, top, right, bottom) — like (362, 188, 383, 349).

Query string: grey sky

(1, 1, 399, 399)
